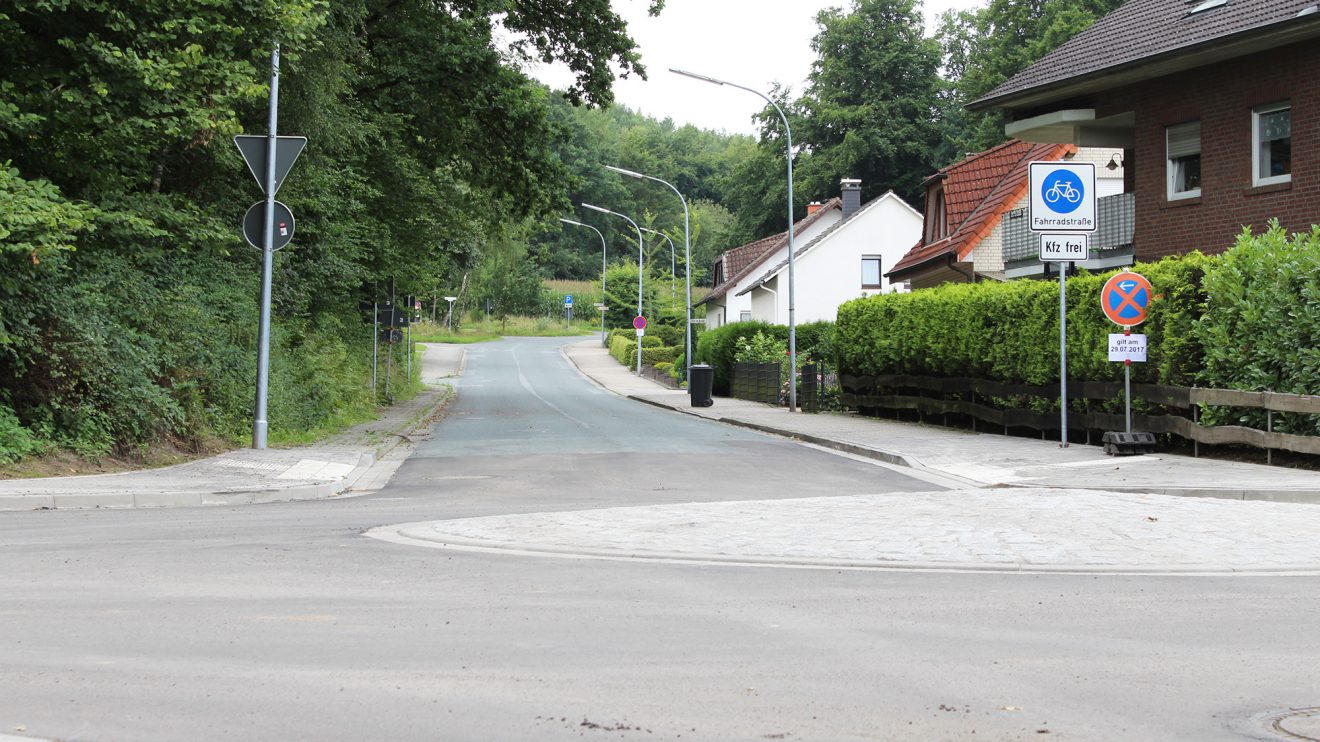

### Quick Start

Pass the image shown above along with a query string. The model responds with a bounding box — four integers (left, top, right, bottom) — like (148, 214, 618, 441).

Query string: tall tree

(938, 0, 1126, 154)
(793, 0, 946, 206)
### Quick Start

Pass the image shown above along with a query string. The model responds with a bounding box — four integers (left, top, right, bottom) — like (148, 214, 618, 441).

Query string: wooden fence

(732, 363, 781, 405)
(840, 374, 1320, 459)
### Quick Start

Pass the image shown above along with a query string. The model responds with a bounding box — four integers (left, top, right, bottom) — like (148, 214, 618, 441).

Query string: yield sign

(1101, 271, 1153, 326)
(234, 135, 307, 196)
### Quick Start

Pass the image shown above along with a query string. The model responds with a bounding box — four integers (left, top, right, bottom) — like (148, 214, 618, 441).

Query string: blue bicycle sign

(1041, 169, 1084, 213)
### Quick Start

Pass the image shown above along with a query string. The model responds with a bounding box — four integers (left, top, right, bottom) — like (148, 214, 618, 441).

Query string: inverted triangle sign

(234, 135, 307, 196)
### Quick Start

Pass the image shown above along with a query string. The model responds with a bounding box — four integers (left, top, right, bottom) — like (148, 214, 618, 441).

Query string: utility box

(689, 364, 714, 408)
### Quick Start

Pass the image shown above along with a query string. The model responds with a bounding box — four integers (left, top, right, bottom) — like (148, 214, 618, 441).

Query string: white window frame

(1166, 121, 1202, 201)
(861, 256, 882, 288)
(738, 310, 752, 323)
(1252, 101, 1292, 187)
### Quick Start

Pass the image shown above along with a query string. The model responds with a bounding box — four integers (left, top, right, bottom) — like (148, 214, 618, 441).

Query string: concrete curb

(374, 523, 1320, 577)
(0, 387, 453, 512)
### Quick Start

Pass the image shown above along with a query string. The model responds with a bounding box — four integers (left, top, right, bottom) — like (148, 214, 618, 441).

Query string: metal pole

(1123, 327, 1132, 434)
(635, 226, 644, 376)
(1124, 361, 1132, 433)
(669, 73, 799, 410)
(406, 321, 412, 383)
(1059, 265, 1069, 447)
(560, 219, 608, 346)
(602, 167, 693, 384)
(252, 44, 280, 449)
(580, 205, 644, 375)
(371, 302, 378, 397)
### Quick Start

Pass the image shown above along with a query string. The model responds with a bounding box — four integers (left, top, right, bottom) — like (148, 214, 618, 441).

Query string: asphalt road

(1, 337, 1316, 742)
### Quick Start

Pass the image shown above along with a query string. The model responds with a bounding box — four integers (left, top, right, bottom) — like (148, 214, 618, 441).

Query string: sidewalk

(562, 339, 1320, 503)
(0, 343, 464, 511)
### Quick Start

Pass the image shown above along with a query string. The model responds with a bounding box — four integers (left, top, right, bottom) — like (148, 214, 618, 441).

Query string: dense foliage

(835, 256, 1207, 387)
(0, 0, 657, 460)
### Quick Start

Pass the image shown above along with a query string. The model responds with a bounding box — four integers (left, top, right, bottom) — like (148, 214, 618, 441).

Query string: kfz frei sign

(1029, 161, 1096, 233)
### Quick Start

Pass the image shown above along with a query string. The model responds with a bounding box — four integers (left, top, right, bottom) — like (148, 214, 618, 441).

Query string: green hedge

(607, 333, 680, 368)
(694, 320, 837, 396)
(835, 253, 1208, 387)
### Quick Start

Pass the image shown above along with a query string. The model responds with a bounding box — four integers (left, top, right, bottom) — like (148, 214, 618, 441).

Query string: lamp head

(605, 165, 646, 180)
(670, 68, 726, 86)
(581, 203, 611, 216)
(559, 217, 585, 227)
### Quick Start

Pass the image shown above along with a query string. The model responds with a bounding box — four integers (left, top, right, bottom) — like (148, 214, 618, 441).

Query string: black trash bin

(689, 364, 714, 407)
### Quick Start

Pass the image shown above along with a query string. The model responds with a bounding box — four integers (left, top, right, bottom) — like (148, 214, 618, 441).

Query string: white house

(736, 181, 922, 323)
(696, 197, 843, 329)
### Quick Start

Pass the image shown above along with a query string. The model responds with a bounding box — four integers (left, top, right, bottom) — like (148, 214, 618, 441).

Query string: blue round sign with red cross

(1101, 271, 1152, 326)
(632, 315, 647, 330)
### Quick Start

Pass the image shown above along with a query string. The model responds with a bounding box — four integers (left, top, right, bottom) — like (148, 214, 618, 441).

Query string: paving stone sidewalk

(562, 339, 1320, 503)
(0, 343, 464, 511)
(392, 487, 1320, 574)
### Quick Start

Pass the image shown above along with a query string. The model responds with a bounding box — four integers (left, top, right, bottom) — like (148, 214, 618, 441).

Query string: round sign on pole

(632, 315, 647, 330)
(1101, 271, 1153, 326)
(242, 200, 295, 250)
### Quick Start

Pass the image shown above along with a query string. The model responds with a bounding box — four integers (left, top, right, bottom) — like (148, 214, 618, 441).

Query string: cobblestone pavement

(389, 488, 1320, 574)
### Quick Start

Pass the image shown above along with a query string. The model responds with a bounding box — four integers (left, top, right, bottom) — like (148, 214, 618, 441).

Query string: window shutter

(1167, 122, 1201, 158)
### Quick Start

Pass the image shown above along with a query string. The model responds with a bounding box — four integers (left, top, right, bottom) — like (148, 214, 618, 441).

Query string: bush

(641, 345, 681, 366)
(1195, 222, 1320, 433)
(835, 253, 1208, 387)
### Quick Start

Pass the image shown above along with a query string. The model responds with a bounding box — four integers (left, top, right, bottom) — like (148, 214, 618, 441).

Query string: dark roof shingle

(973, 0, 1320, 110)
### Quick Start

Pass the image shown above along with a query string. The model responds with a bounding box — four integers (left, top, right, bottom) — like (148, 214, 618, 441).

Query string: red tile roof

(697, 198, 842, 306)
(972, 0, 1320, 111)
(888, 141, 1073, 279)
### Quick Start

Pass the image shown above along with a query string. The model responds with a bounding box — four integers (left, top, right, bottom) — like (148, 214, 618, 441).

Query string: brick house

(969, 0, 1320, 261)
(888, 141, 1127, 287)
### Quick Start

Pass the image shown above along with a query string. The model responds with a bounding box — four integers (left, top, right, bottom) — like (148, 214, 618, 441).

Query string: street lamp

(581, 203, 645, 375)
(639, 226, 676, 311)
(670, 69, 799, 412)
(560, 218, 608, 346)
(604, 165, 694, 384)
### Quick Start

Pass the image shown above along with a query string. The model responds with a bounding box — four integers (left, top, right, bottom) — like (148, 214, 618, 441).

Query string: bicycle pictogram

(1044, 182, 1081, 204)
(1040, 169, 1086, 214)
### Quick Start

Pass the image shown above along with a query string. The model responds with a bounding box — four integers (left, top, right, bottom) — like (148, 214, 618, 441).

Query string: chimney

(806, 201, 824, 215)
(841, 178, 862, 220)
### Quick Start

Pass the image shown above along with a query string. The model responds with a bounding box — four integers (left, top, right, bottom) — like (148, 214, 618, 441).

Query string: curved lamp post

(581, 203, 645, 375)
(640, 226, 677, 311)
(670, 69, 798, 411)
(604, 165, 694, 384)
(559, 217, 608, 346)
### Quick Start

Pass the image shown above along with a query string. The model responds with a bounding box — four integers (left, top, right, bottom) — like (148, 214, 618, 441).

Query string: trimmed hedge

(835, 253, 1208, 387)
(694, 320, 836, 396)
(609, 332, 680, 367)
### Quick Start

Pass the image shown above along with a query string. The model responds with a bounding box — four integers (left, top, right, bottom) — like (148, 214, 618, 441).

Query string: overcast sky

(526, 0, 987, 135)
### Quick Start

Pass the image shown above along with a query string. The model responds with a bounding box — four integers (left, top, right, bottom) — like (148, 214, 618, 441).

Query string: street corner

(367, 488, 1320, 575)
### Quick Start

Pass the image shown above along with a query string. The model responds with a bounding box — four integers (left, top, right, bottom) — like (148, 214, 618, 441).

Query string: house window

(861, 256, 882, 288)
(1253, 102, 1291, 186)
(925, 185, 948, 242)
(1166, 121, 1201, 200)
(739, 310, 752, 323)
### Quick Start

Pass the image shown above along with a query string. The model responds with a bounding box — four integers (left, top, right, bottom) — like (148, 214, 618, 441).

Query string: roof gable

(973, 0, 1320, 110)
(697, 198, 843, 306)
(738, 191, 920, 295)
(889, 141, 1072, 278)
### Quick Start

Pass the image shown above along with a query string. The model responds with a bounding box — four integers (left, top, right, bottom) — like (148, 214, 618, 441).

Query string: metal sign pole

(1124, 327, 1133, 433)
(1059, 264, 1069, 447)
(252, 43, 280, 449)
(372, 302, 378, 397)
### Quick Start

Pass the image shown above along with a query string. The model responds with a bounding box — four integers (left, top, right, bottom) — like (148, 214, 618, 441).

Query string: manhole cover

(1264, 707, 1320, 741)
